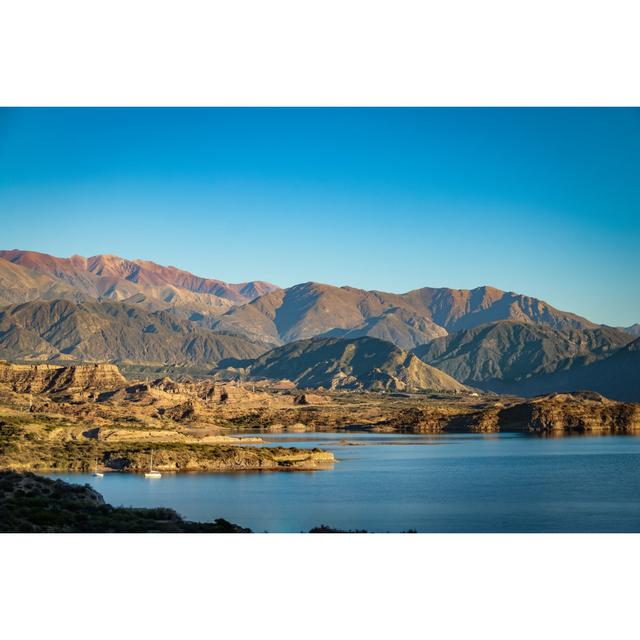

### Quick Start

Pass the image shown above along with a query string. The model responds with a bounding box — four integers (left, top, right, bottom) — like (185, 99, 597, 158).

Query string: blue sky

(0, 107, 638, 326)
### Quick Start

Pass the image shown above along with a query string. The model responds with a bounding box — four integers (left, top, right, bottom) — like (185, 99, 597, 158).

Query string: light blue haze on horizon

(0, 107, 638, 326)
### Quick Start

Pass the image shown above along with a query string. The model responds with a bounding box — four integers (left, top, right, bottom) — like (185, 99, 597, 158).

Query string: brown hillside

(247, 336, 469, 393)
(0, 299, 270, 365)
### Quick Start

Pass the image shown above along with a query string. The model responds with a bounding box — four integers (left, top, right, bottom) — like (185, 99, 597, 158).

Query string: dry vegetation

(0, 471, 251, 532)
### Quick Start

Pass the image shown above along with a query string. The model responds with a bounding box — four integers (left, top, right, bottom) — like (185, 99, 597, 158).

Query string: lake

(47, 432, 640, 532)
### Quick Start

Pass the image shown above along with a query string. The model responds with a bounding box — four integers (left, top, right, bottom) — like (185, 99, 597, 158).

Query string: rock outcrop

(495, 392, 640, 433)
(0, 361, 126, 394)
(293, 393, 328, 405)
(122, 377, 272, 407)
(391, 392, 640, 434)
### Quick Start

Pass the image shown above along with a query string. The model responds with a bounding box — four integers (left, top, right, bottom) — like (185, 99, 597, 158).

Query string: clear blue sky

(0, 108, 638, 326)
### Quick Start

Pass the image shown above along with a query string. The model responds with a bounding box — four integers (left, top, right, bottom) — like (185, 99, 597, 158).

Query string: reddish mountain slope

(0, 250, 279, 305)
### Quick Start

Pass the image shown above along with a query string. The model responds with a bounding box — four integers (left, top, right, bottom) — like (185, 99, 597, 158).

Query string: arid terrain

(1, 360, 638, 478)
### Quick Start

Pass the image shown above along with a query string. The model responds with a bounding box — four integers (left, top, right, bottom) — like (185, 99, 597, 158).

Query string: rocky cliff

(395, 392, 640, 434)
(0, 361, 126, 394)
(495, 392, 640, 433)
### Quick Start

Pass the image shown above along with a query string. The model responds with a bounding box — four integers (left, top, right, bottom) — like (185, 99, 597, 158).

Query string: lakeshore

(37, 430, 640, 533)
(1, 362, 640, 532)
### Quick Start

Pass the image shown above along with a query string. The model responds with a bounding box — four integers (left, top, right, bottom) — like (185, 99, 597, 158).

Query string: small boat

(144, 450, 162, 479)
(93, 458, 104, 478)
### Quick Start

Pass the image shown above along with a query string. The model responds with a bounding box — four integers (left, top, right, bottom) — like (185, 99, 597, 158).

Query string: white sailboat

(93, 458, 104, 478)
(144, 450, 162, 478)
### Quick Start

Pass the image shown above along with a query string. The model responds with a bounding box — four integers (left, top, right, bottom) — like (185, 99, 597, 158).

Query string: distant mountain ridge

(620, 323, 640, 337)
(0, 249, 637, 400)
(211, 281, 598, 348)
(0, 249, 279, 306)
(0, 250, 601, 351)
(413, 320, 632, 387)
(0, 257, 82, 306)
(490, 336, 640, 402)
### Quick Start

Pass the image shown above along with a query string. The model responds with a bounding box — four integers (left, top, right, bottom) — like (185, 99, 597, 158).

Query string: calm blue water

(47, 432, 640, 532)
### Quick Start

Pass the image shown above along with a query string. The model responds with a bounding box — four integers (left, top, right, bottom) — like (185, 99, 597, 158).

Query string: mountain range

(0, 249, 278, 308)
(210, 281, 598, 347)
(0, 249, 637, 399)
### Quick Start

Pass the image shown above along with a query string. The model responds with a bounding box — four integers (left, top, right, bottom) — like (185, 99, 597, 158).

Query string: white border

(1, 1, 639, 638)
(2, 533, 639, 639)
(0, 0, 639, 105)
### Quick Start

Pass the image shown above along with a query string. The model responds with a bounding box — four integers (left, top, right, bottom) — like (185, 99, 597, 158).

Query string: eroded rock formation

(0, 361, 126, 394)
